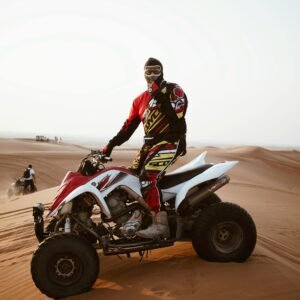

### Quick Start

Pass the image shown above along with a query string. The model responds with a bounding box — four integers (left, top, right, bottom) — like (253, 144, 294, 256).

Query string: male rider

(102, 57, 188, 239)
(23, 164, 37, 194)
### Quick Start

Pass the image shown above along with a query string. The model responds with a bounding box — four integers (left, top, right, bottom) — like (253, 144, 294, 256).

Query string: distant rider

(102, 57, 188, 239)
(23, 164, 37, 194)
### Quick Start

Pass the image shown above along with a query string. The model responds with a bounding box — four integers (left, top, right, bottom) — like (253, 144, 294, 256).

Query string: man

(103, 57, 188, 239)
(23, 164, 37, 194)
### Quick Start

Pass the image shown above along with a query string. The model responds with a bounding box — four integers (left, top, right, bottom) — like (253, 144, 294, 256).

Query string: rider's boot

(137, 211, 170, 239)
(122, 210, 142, 237)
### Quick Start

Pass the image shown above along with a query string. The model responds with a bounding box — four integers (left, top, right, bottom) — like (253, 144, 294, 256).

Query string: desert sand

(0, 138, 299, 300)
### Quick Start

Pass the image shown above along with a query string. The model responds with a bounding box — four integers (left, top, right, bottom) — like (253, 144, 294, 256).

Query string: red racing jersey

(108, 81, 188, 147)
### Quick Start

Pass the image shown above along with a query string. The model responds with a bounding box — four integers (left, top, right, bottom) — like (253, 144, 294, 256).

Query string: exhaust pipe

(178, 175, 230, 216)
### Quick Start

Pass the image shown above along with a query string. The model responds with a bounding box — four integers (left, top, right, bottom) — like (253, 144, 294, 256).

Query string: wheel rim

(48, 252, 83, 286)
(210, 221, 244, 254)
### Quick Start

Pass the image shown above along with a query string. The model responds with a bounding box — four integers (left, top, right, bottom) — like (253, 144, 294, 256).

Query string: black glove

(102, 143, 114, 157)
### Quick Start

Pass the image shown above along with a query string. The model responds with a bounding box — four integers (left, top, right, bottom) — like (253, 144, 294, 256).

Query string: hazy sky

(0, 0, 299, 147)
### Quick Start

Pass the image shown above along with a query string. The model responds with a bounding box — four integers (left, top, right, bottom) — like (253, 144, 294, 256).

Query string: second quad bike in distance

(7, 177, 36, 197)
(31, 150, 257, 298)
(7, 177, 25, 197)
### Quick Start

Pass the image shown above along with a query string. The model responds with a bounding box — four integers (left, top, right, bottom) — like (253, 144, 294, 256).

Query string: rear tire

(23, 185, 31, 195)
(192, 202, 256, 262)
(31, 234, 99, 298)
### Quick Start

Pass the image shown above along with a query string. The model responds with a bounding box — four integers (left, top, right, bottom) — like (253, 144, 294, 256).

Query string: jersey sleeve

(160, 84, 188, 122)
(170, 85, 188, 119)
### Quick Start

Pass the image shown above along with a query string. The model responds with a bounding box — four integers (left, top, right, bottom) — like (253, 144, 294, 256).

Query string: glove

(102, 143, 114, 157)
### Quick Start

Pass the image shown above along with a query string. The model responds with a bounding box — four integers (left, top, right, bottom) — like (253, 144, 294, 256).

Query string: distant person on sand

(23, 164, 37, 194)
(102, 57, 188, 239)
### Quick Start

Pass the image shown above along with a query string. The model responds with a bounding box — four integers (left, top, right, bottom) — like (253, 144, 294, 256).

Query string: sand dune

(0, 139, 88, 196)
(0, 139, 300, 299)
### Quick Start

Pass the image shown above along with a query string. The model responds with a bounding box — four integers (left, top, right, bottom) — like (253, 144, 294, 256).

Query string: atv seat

(158, 164, 213, 189)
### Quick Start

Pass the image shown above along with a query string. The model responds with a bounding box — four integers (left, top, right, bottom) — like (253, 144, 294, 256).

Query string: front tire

(192, 202, 256, 262)
(31, 234, 99, 298)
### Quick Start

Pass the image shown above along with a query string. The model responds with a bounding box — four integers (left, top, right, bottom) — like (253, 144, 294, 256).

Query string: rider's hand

(102, 144, 113, 157)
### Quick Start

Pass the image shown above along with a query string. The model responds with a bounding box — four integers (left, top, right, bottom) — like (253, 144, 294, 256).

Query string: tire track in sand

(257, 234, 300, 274)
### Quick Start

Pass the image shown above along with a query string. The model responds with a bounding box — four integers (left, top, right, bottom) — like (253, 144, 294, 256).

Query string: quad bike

(31, 151, 257, 298)
(7, 177, 37, 197)
(7, 177, 24, 197)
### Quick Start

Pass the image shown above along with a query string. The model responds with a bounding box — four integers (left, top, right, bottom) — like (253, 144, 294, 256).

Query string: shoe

(137, 211, 170, 239)
(122, 210, 142, 237)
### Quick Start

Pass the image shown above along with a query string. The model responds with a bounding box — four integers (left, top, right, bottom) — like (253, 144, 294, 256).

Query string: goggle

(144, 65, 161, 76)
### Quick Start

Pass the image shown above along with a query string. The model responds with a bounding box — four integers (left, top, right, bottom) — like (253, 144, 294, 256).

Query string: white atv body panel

(49, 169, 142, 218)
(49, 152, 238, 218)
(168, 151, 208, 174)
(164, 160, 238, 210)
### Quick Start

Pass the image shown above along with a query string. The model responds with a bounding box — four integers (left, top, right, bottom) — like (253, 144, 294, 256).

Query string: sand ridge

(0, 139, 299, 299)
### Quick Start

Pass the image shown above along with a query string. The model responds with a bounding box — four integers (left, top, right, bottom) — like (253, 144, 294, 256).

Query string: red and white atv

(31, 151, 256, 298)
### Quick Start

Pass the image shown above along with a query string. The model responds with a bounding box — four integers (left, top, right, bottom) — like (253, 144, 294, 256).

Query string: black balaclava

(144, 57, 164, 87)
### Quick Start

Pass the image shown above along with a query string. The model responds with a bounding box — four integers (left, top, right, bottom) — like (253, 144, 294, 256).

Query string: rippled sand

(0, 139, 299, 300)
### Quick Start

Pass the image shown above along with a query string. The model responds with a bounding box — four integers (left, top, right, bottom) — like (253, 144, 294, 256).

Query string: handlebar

(90, 149, 112, 163)
(77, 150, 112, 175)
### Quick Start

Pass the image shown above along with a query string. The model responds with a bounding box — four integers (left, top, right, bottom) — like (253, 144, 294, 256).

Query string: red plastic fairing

(47, 166, 134, 216)
(48, 171, 99, 214)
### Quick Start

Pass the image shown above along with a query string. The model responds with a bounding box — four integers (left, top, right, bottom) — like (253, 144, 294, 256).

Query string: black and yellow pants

(131, 140, 183, 213)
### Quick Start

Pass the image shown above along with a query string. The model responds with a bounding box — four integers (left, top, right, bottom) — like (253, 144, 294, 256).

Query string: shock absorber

(64, 216, 71, 233)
